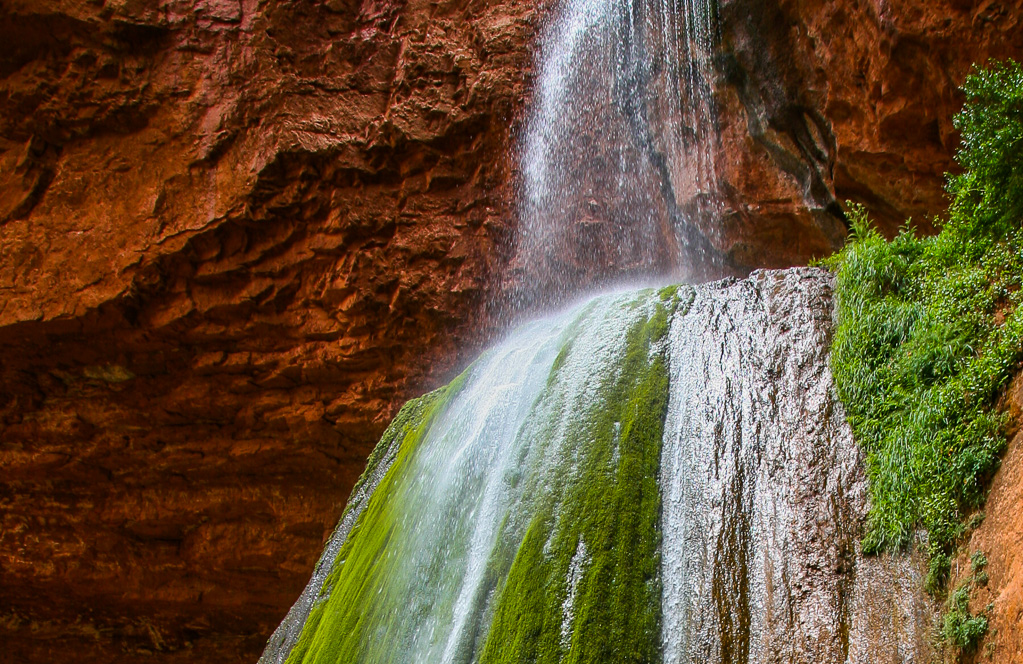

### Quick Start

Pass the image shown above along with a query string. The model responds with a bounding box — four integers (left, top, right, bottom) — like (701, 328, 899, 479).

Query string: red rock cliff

(710, 0, 1023, 267)
(1, 0, 1021, 662)
(0, 0, 534, 660)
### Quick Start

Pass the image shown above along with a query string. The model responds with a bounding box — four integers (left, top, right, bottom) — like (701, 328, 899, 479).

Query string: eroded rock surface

(660, 270, 936, 664)
(714, 0, 1023, 264)
(950, 374, 1023, 663)
(0, 0, 535, 661)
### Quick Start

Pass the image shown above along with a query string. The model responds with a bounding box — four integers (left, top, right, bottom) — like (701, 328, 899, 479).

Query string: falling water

(261, 0, 937, 660)
(264, 288, 672, 663)
(509, 0, 721, 310)
(262, 271, 934, 664)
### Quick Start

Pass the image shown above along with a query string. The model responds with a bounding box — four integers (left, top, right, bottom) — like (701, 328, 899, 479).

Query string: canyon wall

(713, 0, 1023, 267)
(0, 0, 535, 661)
(1, 0, 1022, 662)
(950, 374, 1023, 663)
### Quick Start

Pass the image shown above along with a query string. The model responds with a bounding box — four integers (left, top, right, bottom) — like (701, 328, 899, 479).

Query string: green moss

(971, 550, 990, 586)
(942, 586, 988, 652)
(825, 60, 1023, 586)
(477, 303, 670, 664)
(547, 301, 601, 387)
(658, 284, 682, 302)
(549, 343, 572, 385)
(282, 294, 674, 664)
(940, 551, 990, 652)
(284, 373, 468, 664)
(925, 551, 952, 595)
(658, 284, 695, 317)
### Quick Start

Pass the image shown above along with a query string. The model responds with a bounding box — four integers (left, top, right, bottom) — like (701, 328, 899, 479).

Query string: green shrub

(826, 60, 1023, 583)
(941, 582, 989, 652)
(940, 550, 991, 652)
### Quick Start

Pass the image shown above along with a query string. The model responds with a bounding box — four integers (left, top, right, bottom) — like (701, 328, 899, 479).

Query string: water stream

(260, 0, 936, 660)
(265, 287, 670, 663)
(509, 0, 721, 311)
(261, 271, 933, 664)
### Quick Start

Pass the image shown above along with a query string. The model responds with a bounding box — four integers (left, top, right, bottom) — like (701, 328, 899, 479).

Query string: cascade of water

(263, 271, 934, 664)
(510, 0, 721, 311)
(264, 289, 673, 664)
(261, 0, 937, 660)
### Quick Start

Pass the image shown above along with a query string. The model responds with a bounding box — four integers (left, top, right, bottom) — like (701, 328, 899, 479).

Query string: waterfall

(262, 271, 933, 664)
(261, 0, 937, 660)
(265, 288, 671, 663)
(509, 0, 722, 310)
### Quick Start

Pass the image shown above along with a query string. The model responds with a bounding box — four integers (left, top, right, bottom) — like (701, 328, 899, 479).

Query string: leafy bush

(941, 582, 989, 652)
(826, 60, 1023, 584)
(940, 550, 990, 652)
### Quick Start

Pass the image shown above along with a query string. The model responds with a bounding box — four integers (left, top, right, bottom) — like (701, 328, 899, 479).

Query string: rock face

(710, 0, 1023, 267)
(659, 270, 936, 664)
(0, 0, 1022, 663)
(0, 0, 535, 661)
(950, 374, 1023, 663)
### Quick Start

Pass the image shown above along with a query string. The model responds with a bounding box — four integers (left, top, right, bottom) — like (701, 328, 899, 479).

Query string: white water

(261, 0, 938, 658)
(264, 271, 934, 664)
(511, 0, 720, 308)
(398, 291, 662, 662)
(658, 271, 934, 663)
(410, 292, 659, 662)
(263, 291, 665, 664)
(660, 271, 846, 662)
(559, 538, 590, 649)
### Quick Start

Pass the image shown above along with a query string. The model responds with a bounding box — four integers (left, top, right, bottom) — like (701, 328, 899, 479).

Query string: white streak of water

(512, 0, 720, 308)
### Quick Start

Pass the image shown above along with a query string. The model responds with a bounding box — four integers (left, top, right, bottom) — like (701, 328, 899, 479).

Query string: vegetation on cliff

(827, 59, 1023, 611)
(941, 551, 990, 652)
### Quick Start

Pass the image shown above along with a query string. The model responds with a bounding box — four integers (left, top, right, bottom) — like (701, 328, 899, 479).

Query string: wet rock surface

(500, 0, 1023, 301)
(714, 0, 1023, 258)
(661, 269, 936, 663)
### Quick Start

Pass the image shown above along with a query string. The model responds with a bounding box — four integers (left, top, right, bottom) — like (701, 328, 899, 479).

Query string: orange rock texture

(713, 0, 1023, 267)
(952, 374, 1023, 663)
(1, 0, 1022, 663)
(0, 0, 534, 661)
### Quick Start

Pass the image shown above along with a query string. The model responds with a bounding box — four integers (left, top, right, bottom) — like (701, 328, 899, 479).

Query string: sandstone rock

(716, 0, 1023, 250)
(2, 0, 1023, 662)
(950, 373, 1023, 663)
(0, 0, 535, 661)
